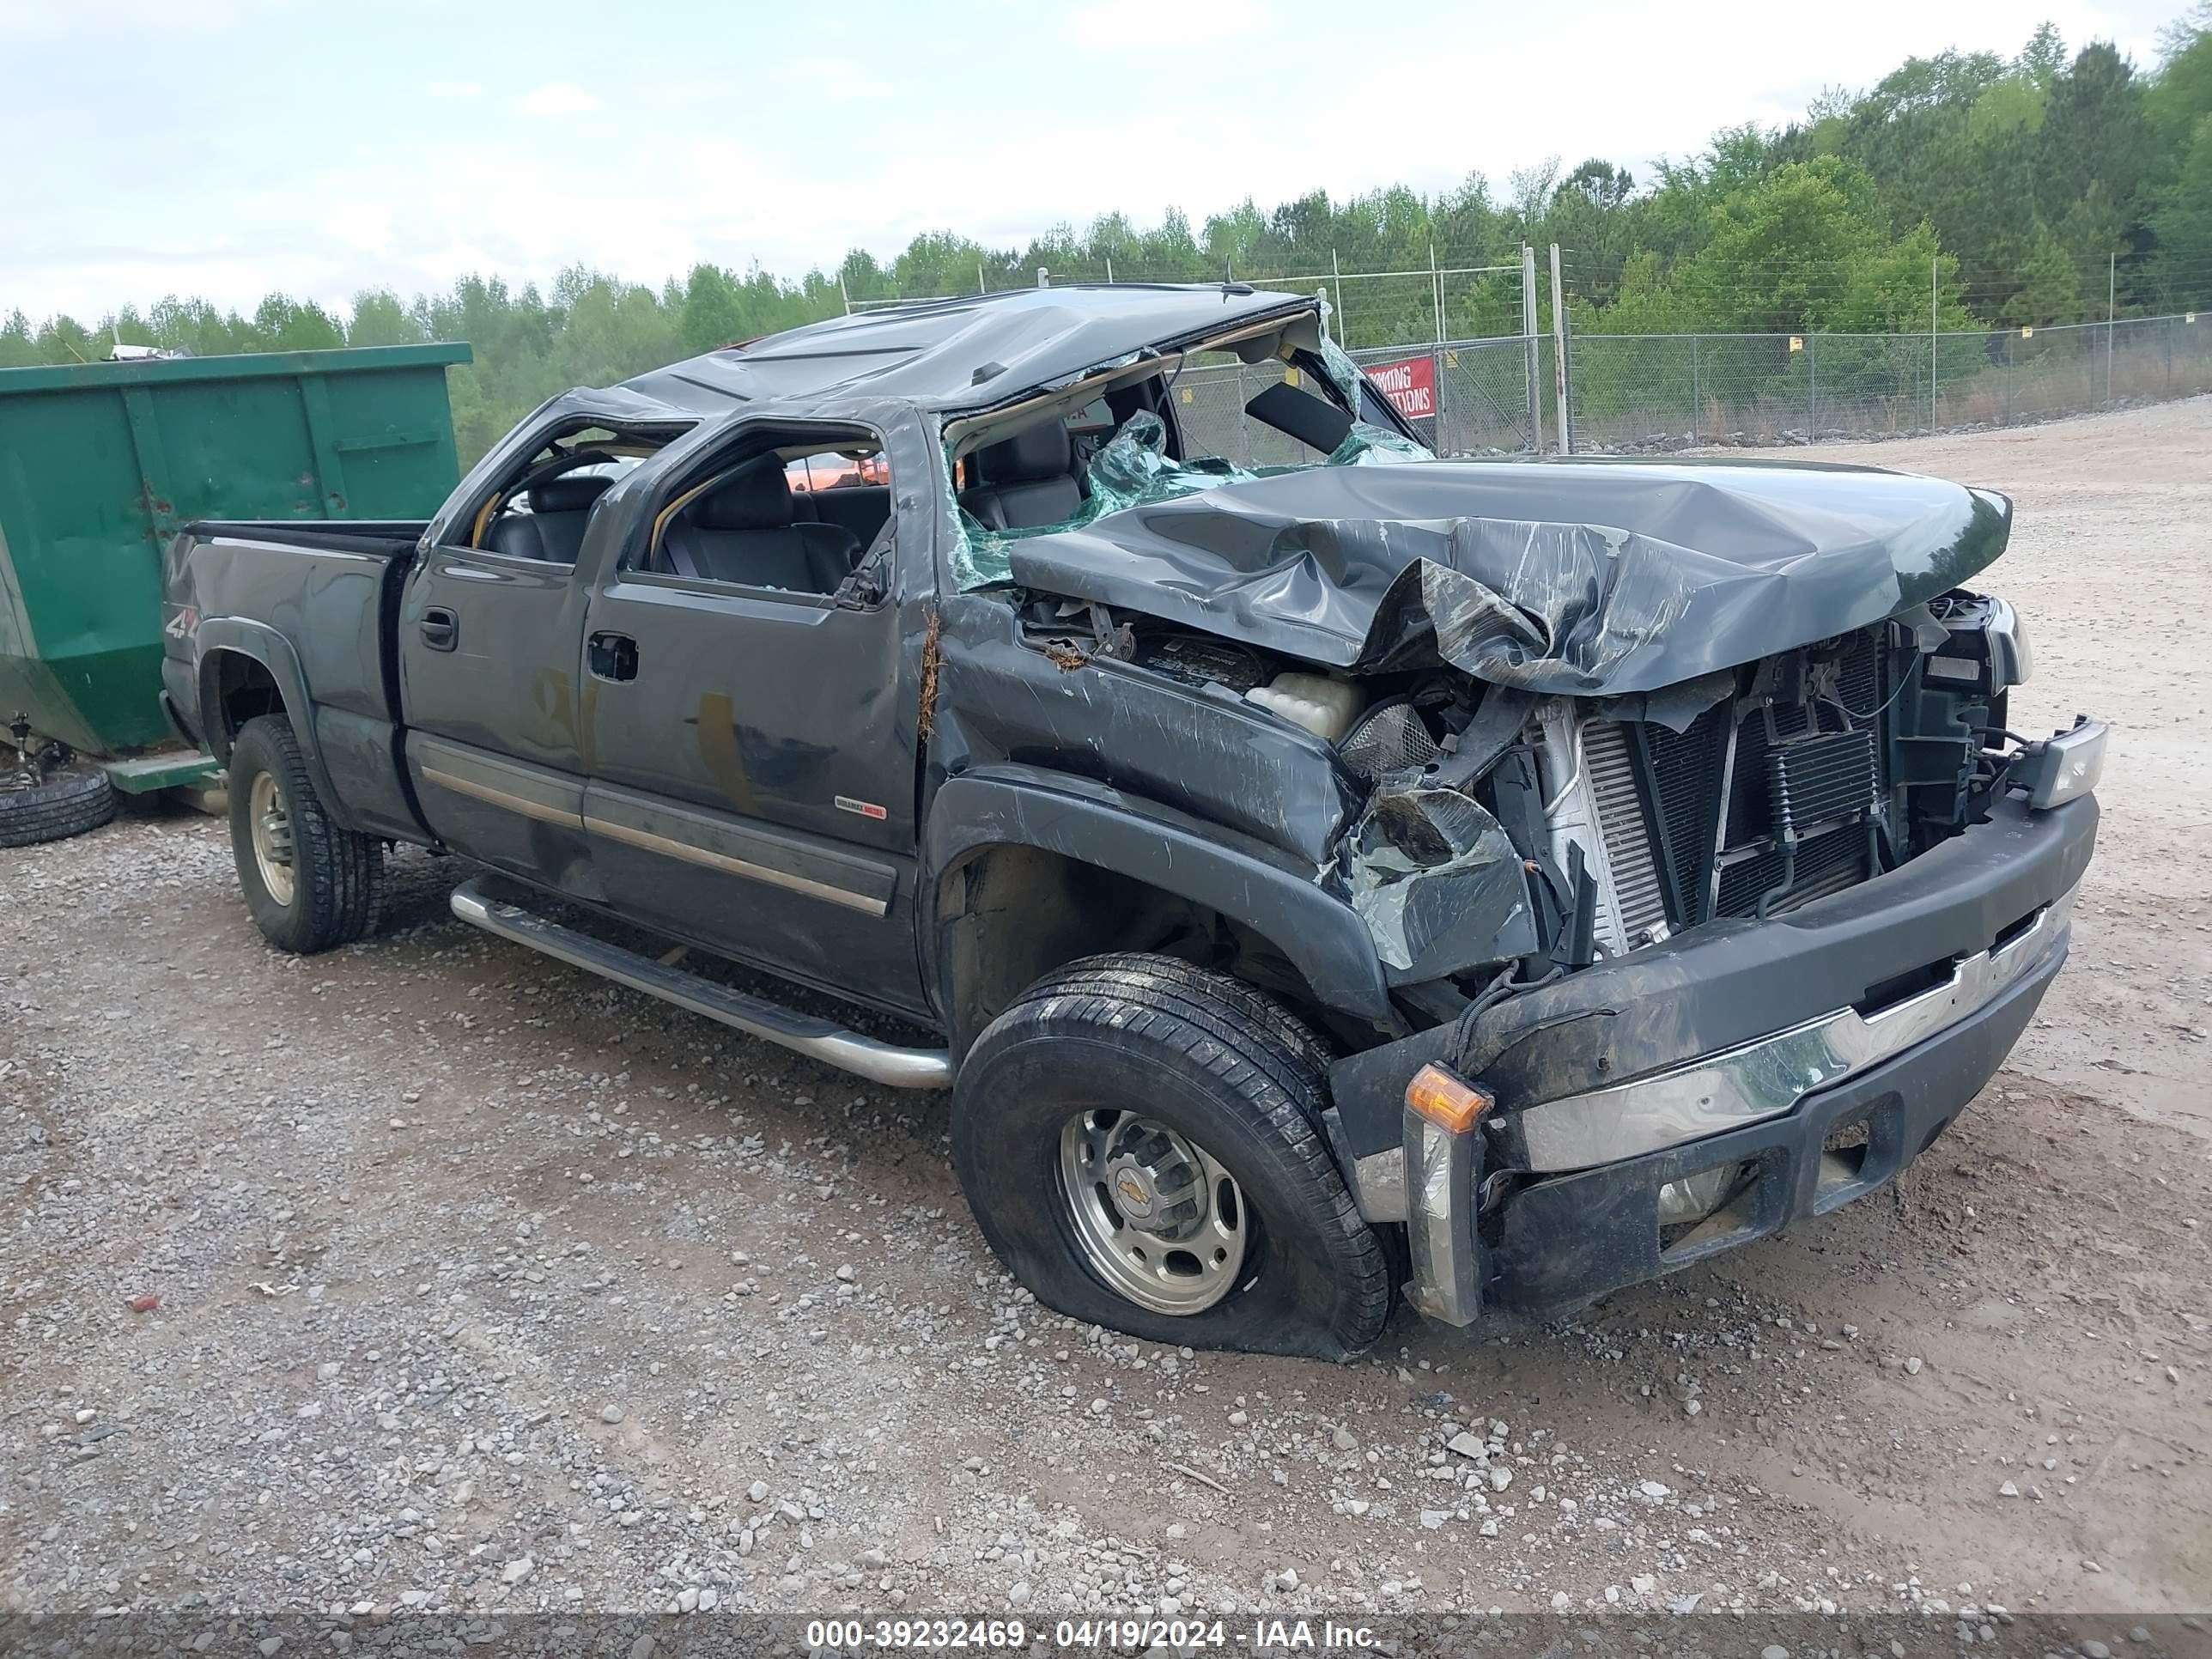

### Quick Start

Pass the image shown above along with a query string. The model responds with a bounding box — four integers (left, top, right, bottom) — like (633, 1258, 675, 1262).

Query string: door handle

(589, 631, 639, 683)
(420, 607, 458, 651)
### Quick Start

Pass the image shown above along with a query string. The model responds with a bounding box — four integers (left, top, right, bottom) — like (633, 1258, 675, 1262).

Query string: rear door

(577, 420, 928, 1018)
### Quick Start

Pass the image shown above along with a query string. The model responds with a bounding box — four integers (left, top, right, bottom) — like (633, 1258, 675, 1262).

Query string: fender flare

(922, 764, 1396, 1030)
(192, 619, 348, 824)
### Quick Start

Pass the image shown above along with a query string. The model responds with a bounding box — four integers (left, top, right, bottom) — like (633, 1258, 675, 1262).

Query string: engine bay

(1015, 583, 2037, 1020)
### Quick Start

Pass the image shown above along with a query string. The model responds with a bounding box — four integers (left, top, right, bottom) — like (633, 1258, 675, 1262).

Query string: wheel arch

(193, 622, 345, 817)
(921, 765, 1398, 1060)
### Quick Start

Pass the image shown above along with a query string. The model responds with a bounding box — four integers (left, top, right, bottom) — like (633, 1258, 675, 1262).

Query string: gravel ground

(3, 399, 2208, 1628)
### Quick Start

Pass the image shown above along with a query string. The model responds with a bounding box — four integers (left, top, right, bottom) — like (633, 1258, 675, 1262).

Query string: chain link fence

(1171, 336, 1550, 466)
(1170, 314, 2209, 465)
(1565, 314, 2212, 453)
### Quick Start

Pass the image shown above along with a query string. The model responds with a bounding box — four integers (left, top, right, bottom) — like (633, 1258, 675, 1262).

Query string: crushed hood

(1006, 457, 2013, 695)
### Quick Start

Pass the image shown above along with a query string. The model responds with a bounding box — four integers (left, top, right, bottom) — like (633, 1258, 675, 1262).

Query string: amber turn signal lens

(1405, 1064, 1494, 1133)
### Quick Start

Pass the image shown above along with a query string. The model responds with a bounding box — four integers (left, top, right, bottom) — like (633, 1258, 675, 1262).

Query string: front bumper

(1327, 793, 2098, 1327)
(1486, 914, 2063, 1318)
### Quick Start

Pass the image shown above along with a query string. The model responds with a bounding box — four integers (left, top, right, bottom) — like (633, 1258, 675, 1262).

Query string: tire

(951, 952, 1395, 1361)
(0, 765, 116, 847)
(227, 714, 382, 954)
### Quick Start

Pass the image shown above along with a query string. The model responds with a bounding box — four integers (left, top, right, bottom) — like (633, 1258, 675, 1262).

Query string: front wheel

(951, 954, 1395, 1360)
(227, 714, 382, 954)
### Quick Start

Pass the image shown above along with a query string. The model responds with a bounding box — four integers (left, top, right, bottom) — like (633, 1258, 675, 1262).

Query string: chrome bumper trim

(1517, 884, 2076, 1173)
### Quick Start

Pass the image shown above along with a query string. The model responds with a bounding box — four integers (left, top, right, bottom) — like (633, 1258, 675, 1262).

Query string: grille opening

(1854, 957, 1956, 1018)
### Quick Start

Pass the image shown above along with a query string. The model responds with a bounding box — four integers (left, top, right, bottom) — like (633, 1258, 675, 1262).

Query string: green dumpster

(0, 342, 471, 798)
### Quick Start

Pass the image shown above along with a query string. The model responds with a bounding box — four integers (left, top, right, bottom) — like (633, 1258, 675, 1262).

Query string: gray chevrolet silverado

(161, 284, 2104, 1359)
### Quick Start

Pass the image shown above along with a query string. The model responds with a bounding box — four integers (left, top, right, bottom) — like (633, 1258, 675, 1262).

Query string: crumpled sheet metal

(1339, 786, 1537, 980)
(1004, 459, 2012, 696)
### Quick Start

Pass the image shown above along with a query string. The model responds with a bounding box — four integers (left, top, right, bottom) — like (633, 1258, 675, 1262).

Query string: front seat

(486, 471, 614, 562)
(662, 459, 861, 592)
(959, 422, 1085, 530)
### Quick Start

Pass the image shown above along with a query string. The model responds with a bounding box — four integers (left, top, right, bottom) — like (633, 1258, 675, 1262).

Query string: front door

(578, 434, 927, 1018)
(398, 501, 599, 897)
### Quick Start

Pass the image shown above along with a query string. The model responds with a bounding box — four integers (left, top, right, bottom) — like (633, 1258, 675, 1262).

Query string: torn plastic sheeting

(1340, 786, 1537, 980)
(1003, 459, 2012, 696)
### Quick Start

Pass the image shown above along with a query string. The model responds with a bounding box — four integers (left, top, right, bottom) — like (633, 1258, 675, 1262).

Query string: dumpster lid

(0, 342, 472, 396)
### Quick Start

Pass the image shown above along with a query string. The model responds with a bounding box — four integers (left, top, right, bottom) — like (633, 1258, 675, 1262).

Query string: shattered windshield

(948, 335, 1432, 591)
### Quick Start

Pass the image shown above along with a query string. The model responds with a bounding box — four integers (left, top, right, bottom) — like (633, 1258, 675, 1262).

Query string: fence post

(839, 274, 851, 315)
(2106, 252, 2116, 406)
(1429, 240, 1444, 351)
(1690, 333, 1700, 443)
(1332, 249, 1346, 347)
(1549, 245, 1571, 455)
(1521, 244, 1542, 454)
(1929, 257, 1938, 430)
(1808, 332, 1818, 436)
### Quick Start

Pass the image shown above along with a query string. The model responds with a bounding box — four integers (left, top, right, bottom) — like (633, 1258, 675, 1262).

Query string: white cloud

(1065, 0, 1268, 49)
(325, 204, 392, 255)
(782, 57, 890, 101)
(426, 80, 481, 99)
(513, 82, 599, 117)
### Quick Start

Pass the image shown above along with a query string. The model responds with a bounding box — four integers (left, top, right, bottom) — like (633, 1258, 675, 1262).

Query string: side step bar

(449, 878, 953, 1090)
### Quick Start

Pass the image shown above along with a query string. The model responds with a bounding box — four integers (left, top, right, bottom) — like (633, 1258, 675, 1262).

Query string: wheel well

(931, 844, 1343, 1059)
(203, 650, 287, 761)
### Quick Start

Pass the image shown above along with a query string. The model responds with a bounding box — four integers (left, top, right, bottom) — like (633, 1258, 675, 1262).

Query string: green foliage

(6, 5, 2209, 465)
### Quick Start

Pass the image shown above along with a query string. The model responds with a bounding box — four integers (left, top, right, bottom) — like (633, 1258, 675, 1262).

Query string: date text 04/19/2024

(1054, 1622, 1378, 1650)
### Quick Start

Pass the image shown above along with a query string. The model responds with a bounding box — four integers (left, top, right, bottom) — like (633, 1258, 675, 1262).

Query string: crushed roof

(619, 283, 1315, 415)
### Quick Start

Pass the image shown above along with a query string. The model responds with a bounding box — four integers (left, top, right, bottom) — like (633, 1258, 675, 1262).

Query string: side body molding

(923, 765, 1396, 1030)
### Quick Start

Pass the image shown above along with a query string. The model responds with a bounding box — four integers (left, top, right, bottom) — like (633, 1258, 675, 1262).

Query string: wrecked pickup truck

(161, 284, 2104, 1359)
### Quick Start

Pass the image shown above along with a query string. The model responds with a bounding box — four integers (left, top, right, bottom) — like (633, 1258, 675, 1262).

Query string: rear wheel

(228, 714, 382, 954)
(951, 953, 1395, 1360)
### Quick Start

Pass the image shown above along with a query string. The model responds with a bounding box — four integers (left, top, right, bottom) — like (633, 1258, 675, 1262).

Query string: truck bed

(163, 520, 429, 840)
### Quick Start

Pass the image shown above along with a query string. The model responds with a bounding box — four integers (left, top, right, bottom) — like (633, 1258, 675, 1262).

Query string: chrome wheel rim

(248, 771, 296, 908)
(1057, 1109, 1249, 1315)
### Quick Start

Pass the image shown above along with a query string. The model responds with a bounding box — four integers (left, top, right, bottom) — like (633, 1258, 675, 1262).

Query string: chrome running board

(448, 878, 952, 1090)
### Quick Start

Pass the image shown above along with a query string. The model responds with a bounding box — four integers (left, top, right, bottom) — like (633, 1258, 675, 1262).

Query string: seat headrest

(690, 460, 794, 531)
(528, 472, 615, 514)
(975, 421, 1073, 485)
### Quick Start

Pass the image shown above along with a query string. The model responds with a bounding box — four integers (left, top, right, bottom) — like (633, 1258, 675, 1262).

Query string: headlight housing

(2015, 718, 2106, 810)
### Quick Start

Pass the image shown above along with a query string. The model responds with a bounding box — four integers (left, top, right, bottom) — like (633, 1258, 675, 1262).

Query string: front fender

(922, 764, 1397, 1030)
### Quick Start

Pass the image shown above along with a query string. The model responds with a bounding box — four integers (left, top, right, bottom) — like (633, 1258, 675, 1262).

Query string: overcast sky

(3, 0, 2183, 322)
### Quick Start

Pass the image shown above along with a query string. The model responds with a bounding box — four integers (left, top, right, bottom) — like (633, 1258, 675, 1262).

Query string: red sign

(1362, 355, 1435, 419)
